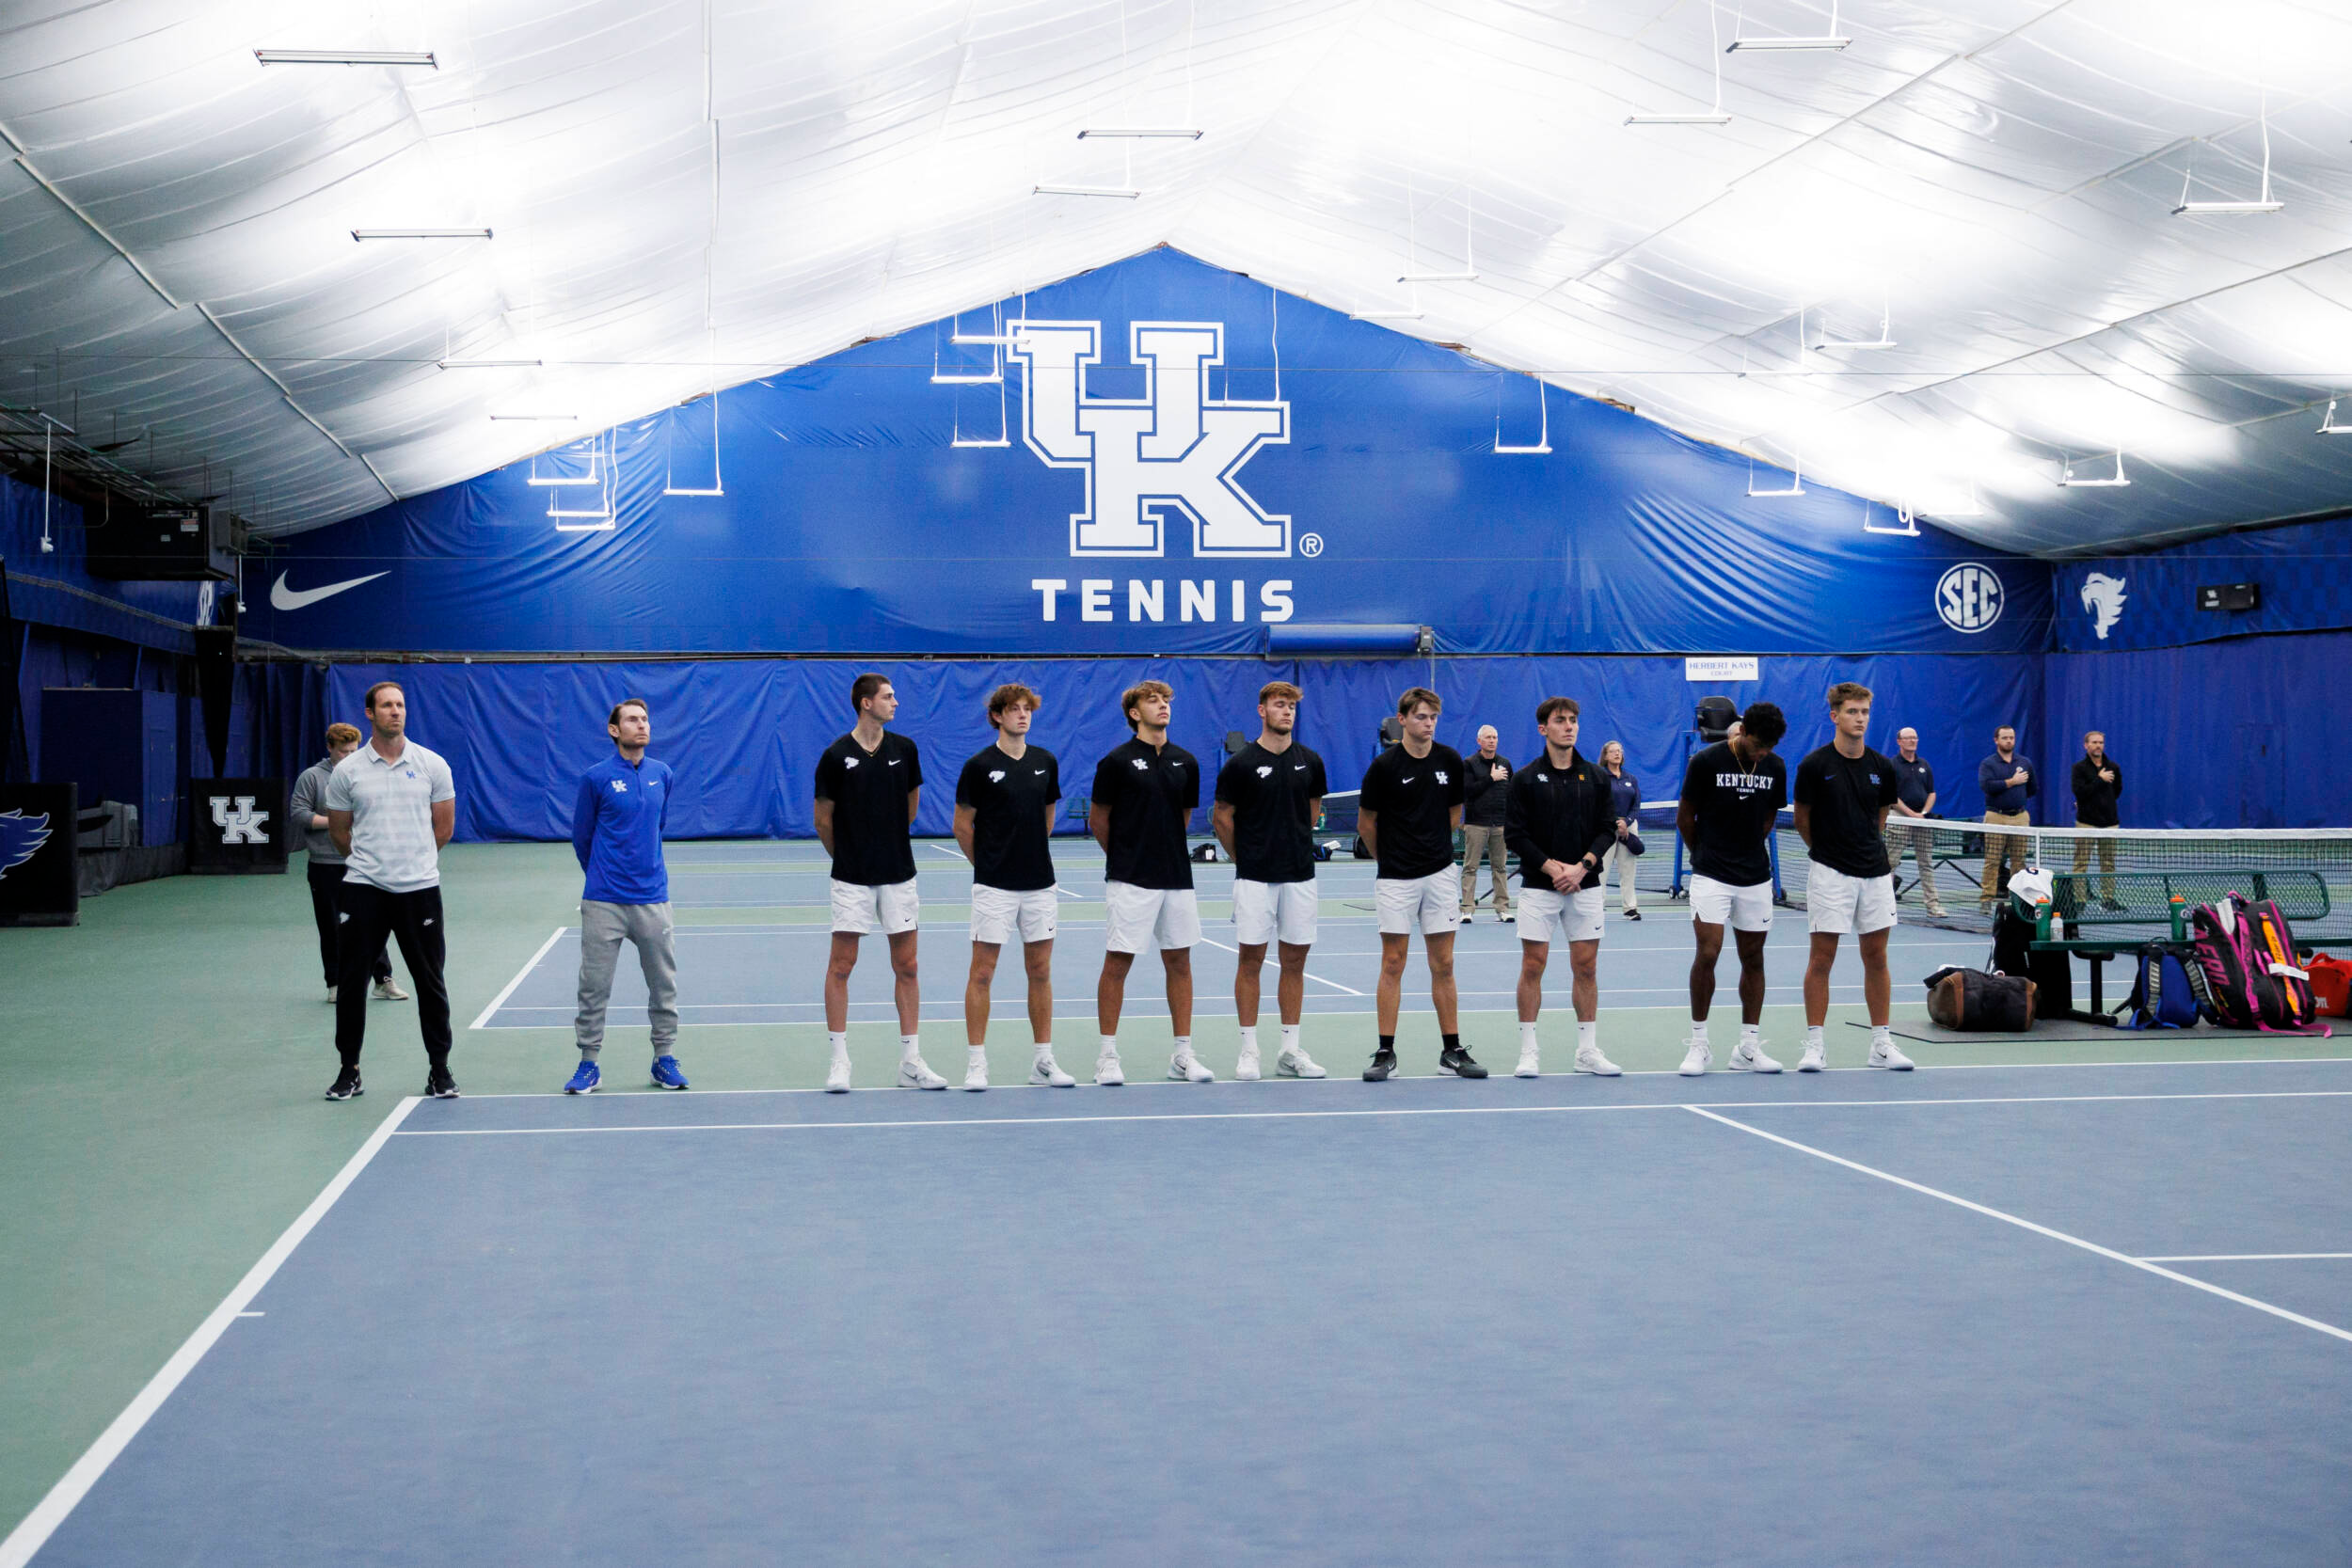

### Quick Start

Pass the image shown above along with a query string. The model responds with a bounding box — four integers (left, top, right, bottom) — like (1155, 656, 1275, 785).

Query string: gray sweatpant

(576, 899, 679, 1056)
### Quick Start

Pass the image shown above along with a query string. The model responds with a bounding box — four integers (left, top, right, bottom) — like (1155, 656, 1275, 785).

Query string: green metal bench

(2030, 870, 2331, 1012)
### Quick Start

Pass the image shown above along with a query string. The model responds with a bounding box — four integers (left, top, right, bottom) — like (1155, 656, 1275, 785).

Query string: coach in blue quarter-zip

(564, 697, 688, 1094)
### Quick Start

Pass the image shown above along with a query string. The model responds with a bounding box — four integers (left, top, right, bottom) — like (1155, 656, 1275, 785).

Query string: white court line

(0, 1097, 422, 1568)
(1684, 1105, 2352, 1347)
(1190, 936, 1367, 995)
(468, 927, 568, 1032)
(2139, 1253, 2352, 1262)
(395, 1086, 2352, 1135)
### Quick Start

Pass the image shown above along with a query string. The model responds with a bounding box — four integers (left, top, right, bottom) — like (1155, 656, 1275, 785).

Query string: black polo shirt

(1794, 743, 1898, 879)
(1679, 741, 1787, 888)
(814, 730, 921, 886)
(1504, 747, 1618, 891)
(1092, 736, 1200, 891)
(1215, 741, 1327, 884)
(1359, 742, 1467, 880)
(956, 743, 1060, 892)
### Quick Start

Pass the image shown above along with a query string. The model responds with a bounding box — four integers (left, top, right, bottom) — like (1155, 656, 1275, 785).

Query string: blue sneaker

(650, 1054, 689, 1090)
(563, 1059, 601, 1095)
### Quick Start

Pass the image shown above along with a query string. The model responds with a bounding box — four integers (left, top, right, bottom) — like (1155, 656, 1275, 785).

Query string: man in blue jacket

(566, 697, 686, 1092)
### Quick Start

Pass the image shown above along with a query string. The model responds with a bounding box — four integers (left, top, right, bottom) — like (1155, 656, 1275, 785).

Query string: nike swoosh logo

(271, 571, 388, 612)
(1401, 777, 1416, 784)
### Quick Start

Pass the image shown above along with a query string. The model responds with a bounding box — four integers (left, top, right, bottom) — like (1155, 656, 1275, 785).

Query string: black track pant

(307, 861, 391, 988)
(335, 883, 453, 1069)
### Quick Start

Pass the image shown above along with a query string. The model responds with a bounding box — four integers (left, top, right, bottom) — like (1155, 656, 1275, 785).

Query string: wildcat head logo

(2081, 573, 2128, 641)
(1010, 321, 1291, 558)
(210, 796, 272, 846)
(0, 809, 52, 879)
(1256, 766, 1273, 778)
(989, 770, 1006, 784)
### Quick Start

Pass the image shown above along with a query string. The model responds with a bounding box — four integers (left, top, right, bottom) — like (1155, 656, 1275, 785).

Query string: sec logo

(1936, 562, 2004, 634)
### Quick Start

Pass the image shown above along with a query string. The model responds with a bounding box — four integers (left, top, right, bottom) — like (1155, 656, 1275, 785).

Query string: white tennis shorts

(1518, 882, 1605, 945)
(1233, 878, 1318, 946)
(831, 878, 920, 936)
(1376, 870, 1461, 937)
(1808, 863, 1899, 935)
(1104, 881, 1201, 954)
(970, 883, 1057, 946)
(1689, 873, 1775, 933)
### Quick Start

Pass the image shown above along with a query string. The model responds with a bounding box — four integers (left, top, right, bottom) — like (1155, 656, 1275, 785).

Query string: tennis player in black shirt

(1791, 681, 1912, 1070)
(1212, 679, 1329, 1082)
(1090, 679, 1211, 1086)
(813, 673, 946, 1092)
(1358, 687, 1481, 1081)
(1675, 701, 1791, 1073)
(1504, 697, 1622, 1078)
(952, 684, 1074, 1091)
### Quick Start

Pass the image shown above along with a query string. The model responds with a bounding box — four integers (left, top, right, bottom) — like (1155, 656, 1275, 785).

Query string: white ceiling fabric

(2, 0, 2349, 553)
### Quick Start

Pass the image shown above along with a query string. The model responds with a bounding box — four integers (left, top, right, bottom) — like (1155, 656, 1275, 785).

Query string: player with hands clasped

(1211, 680, 1329, 1082)
(1503, 697, 1624, 1078)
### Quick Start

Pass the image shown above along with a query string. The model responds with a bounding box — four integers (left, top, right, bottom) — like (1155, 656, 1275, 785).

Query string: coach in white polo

(322, 679, 459, 1102)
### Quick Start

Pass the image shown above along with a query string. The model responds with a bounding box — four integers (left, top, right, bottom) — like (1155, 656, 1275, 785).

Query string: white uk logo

(1256, 766, 1273, 778)
(210, 796, 271, 845)
(989, 770, 1007, 783)
(1011, 321, 1291, 558)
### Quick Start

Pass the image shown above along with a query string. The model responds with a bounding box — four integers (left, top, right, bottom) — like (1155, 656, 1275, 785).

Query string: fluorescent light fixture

(2320, 400, 2351, 434)
(353, 228, 492, 241)
(1630, 6, 1734, 126)
(552, 518, 617, 533)
(2058, 453, 2129, 488)
(256, 49, 436, 67)
(1077, 128, 1202, 139)
(2173, 200, 2282, 214)
(950, 334, 1015, 345)
(1627, 112, 1733, 125)
(437, 357, 541, 370)
(1352, 310, 1424, 321)
(1726, 35, 1850, 50)
(1399, 271, 1479, 283)
(1747, 450, 1804, 497)
(1031, 184, 1140, 198)
(490, 413, 578, 421)
(1814, 303, 1896, 350)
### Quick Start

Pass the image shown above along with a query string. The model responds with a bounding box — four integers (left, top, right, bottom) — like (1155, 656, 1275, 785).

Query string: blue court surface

(26, 1058, 2352, 1565)
(472, 841, 1992, 1032)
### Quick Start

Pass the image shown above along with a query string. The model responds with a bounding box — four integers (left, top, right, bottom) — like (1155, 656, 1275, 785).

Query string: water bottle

(2050, 909, 2065, 942)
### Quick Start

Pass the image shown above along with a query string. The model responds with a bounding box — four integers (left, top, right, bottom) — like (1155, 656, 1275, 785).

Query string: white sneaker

(961, 1059, 988, 1092)
(1276, 1046, 1326, 1079)
(1678, 1041, 1712, 1076)
(373, 977, 409, 1001)
(1728, 1037, 1782, 1073)
(1515, 1046, 1540, 1078)
(824, 1056, 851, 1094)
(1168, 1049, 1215, 1084)
(1575, 1043, 1622, 1077)
(1234, 1046, 1263, 1082)
(1797, 1041, 1827, 1072)
(1029, 1054, 1076, 1087)
(1095, 1052, 1125, 1086)
(898, 1056, 948, 1090)
(1867, 1038, 1915, 1071)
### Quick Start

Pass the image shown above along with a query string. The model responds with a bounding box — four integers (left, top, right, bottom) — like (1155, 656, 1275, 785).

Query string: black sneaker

(2100, 897, 2127, 912)
(1362, 1048, 1399, 1082)
(325, 1066, 363, 1101)
(1626, 910, 1643, 921)
(1437, 1046, 1489, 1079)
(425, 1063, 460, 1099)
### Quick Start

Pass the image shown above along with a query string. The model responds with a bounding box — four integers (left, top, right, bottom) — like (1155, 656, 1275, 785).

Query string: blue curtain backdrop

(278, 653, 2041, 844)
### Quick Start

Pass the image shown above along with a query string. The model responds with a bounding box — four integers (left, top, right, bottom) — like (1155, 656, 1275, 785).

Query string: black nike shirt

(1092, 736, 1200, 890)
(813, 730, 922, 885)
(1794, 743, 1898, 879)
(1215, 741, 1327, 884)
(1679, 741, 1788, 887)
(955, 743, 1060, 892)
(1359, 742, 1466, 880)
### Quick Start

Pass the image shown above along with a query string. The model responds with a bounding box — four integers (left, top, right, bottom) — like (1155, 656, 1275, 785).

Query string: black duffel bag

(1924, 965, 2039, 1032)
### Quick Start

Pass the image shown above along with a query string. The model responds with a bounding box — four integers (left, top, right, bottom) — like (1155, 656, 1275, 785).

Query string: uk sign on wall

(241, 247, 2050, 658)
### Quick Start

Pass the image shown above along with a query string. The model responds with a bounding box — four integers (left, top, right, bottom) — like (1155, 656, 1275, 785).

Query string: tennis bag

(1925, 966, 2037, 1032)
(2112, 942, 2205, 1031)
(2188, 894, 2330, 1035)
(2309, 954, 2352, 1018)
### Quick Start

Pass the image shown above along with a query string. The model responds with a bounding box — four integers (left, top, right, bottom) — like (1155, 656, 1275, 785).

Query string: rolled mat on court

(1851, 1019, 2281, 1047)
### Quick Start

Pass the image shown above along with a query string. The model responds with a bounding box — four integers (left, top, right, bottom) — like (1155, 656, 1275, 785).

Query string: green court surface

(2, 841, 2342, 1541)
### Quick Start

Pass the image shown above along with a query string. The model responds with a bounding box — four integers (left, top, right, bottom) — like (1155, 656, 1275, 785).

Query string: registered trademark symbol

(1299, 533, 1324, 558)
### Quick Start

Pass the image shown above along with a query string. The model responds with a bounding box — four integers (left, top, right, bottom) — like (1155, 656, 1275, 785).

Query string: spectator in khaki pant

(1883, 727, 1945, 917)
(1976, 724, 2038, 906)
(1598, 739, 1643, 919)
(1460, 725, 1514, 921)
(2070, 731, 2123, 909)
